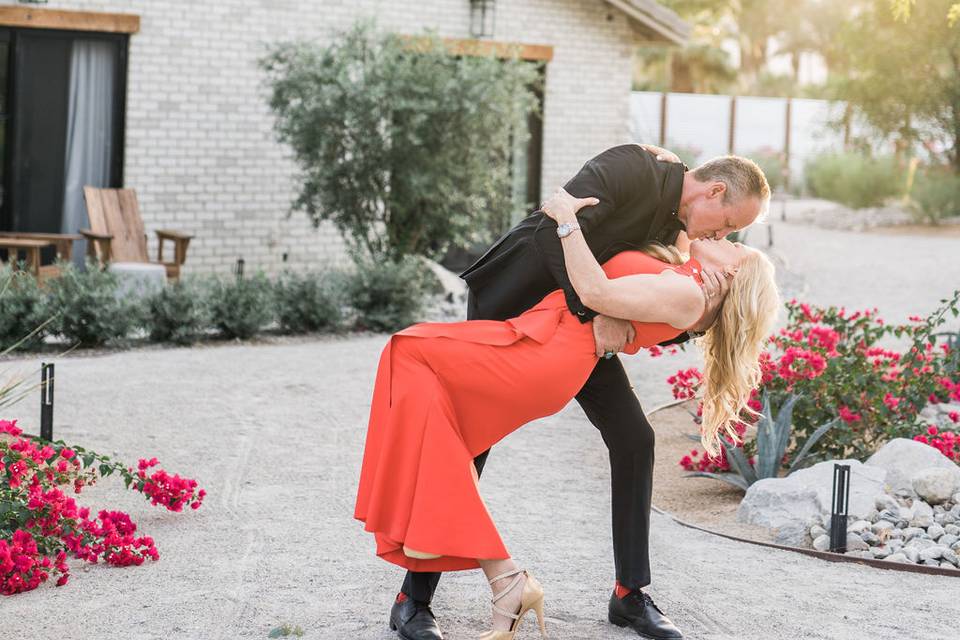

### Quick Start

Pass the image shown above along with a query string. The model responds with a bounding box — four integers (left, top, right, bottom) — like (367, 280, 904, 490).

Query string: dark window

(0, 26, 127, 262)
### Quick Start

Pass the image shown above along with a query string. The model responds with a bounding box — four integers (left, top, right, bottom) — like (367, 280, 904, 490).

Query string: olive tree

(259, 22, 541, 262)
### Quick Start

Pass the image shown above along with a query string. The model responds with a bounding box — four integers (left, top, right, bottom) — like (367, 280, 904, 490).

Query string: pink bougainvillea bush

(0, 419, 205, 595)
(674, 292, 960, 477)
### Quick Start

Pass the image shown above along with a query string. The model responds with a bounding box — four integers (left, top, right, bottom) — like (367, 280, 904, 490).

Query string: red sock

(614, 580, 633, 599)
(396, 592, 409, 604)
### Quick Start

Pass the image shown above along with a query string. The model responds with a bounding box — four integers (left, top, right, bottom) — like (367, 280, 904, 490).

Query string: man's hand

(688, 267, 736, 332)
(592, 314, 636, 358)
(540, 187, 599, 224)
(639, 143, 683, 164)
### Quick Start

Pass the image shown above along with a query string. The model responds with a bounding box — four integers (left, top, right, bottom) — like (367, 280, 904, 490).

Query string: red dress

(354, 251, 704, 572)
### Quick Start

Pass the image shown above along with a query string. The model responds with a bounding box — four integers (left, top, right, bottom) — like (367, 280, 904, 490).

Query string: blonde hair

(697, 248, 780, 457)
(693, 155, 772, 221)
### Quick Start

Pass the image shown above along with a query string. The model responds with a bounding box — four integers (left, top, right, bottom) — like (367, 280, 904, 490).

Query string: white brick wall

(6, 0, 639, 275)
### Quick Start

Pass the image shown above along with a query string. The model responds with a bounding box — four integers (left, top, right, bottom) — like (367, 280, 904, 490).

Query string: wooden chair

(82, 186, 193, 280)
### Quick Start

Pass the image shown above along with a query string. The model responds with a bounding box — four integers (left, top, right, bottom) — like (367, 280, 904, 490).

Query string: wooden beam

(403, 36, 552, 62)
(0, 6, 140, 34)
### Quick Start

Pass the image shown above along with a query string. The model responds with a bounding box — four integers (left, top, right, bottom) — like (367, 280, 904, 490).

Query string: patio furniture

(0, 237, 55, 281)
(81, 186, 194, 280)
(0, 232, 83, 282)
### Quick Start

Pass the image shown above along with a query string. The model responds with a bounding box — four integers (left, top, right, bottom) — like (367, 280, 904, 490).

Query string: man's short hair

(693, 155, 771, 219)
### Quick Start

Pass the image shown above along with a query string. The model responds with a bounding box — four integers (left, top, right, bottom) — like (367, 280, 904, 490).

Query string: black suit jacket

(459, 144, 687, 324)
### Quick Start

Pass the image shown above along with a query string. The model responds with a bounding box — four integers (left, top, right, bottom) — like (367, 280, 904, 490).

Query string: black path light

(470, 0, 496, 39)
(235, 257, 245, 280)
(40, 362, 54, 441)
(829, 463, 851, 553)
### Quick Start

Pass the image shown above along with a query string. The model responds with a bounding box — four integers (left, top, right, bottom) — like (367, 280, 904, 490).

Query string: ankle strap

(490, 572, 526, 619)
(487, 568, 523, 585)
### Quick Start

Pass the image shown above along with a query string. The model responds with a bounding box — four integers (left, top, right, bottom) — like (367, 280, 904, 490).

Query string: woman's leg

(478, 557, 526, 631)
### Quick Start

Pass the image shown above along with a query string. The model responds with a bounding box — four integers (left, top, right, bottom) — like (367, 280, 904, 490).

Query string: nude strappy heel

(478, 568, 547, 640)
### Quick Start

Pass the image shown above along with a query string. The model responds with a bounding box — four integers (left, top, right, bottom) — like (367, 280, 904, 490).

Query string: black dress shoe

(389, 595, 444, 640)
(608, 589, 684, 639)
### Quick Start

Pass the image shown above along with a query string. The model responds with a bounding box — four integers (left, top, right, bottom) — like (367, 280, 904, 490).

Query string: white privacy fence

(629, 91, 888, 191)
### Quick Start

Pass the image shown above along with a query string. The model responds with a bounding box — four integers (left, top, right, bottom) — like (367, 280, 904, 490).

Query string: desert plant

(259, 20, 541, 262)
(804, 152, 904, 208)
(273, 268, 346, 334)
(0, 265, 55, 352)
(909, 166, 960, 224)
(143, 276, 212, 345)
(43, 259, 139, 348)
(345, 256, 440, 332)
(685, 392, 838, 490)
(207, 272, 273, 340)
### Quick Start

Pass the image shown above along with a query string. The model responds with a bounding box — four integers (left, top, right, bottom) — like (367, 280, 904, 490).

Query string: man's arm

(532, 145, 657, 322)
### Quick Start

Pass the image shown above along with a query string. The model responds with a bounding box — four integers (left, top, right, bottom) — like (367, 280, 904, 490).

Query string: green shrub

(909, 167, 960, 224)
(144, 276, 212, 345)
(274, 268, 346, 334)
(44, 259, 139, 347)
(345, 256, 440, 332)
(804, 152, 904, 209)
(260, 21, 540, 262)
(747, 147, 787, 193)
(0, 265, 54, 352)
(208, 272, 274, 340)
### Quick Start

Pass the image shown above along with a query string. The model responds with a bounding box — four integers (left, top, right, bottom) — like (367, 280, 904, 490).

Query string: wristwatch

(557, 222, 581, 238)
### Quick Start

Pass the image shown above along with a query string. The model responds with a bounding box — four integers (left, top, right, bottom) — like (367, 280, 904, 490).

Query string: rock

(813, 534, 830, 551)
(904, 547, 920, 563)
(866, 439, 960, 493)
(919, 546, 947, 561)
(738, 460, 886, 536)
(940, 561, 956, 569)
(942, 513, 957, 525)
(860, 531, 880, 546)
(927, 523, 946, 539)
(870, 545, 892, 558)
(946, 524, 960, 536)
(774, 521, 812, 546)
(886, 528, 904, 539)
(939, 534, 959, 548)
(953, 493, 960, 505)
(845, 533, 869, 551)
(902, 527, 925, 541)
(912, 468, 960, 505)
(885, 553, 910, 563)
(907, 537, 935, 551)
(810, 524, 827, 539)
(875, 493, 900, 512)
(871, 520, 895, 534)
(952, 540, 960, 552)
(942, 549, 960, 567)
(847, 519, 872, 534)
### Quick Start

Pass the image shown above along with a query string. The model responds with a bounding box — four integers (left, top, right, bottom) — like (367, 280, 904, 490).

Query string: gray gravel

(3, 221, 960, 639)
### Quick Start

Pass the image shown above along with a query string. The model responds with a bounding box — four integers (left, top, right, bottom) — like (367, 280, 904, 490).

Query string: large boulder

(865, 438, 960, 494)
(911, 468, 960, 505)
(737, 459, 887, 545)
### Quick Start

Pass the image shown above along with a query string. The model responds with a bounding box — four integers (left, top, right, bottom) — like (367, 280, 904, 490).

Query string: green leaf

(685, 471, 750, 491)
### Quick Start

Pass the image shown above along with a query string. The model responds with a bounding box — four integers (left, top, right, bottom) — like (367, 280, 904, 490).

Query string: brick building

(0, 0, 687, 275)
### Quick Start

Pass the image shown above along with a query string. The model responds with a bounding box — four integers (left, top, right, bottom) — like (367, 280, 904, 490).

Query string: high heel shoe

(478, 568, 547, 640)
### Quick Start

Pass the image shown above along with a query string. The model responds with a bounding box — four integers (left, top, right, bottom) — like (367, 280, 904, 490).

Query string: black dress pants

(400, 295, 656, 603)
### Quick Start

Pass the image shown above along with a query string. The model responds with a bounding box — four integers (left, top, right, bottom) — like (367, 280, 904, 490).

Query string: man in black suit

(389, 145, 770, 640)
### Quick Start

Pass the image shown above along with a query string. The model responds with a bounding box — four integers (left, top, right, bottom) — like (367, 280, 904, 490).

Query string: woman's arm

(543, 188, 705, 329)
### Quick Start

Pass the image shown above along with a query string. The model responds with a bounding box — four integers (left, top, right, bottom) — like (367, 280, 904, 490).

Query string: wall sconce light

(470, 0, 496, 39)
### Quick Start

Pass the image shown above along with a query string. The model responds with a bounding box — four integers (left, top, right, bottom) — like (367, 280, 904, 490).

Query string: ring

(603, 351, 615, 359)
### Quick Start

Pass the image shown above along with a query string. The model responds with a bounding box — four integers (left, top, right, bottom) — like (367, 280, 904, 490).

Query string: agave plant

(685, 391, 838, 490)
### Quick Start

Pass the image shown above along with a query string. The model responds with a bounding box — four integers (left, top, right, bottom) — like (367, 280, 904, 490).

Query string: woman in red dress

(354, 193, 779, 639)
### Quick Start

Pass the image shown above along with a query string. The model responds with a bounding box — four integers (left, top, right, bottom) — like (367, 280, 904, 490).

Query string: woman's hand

(639, 143, 683, 164)
(540, 187, 599, 224)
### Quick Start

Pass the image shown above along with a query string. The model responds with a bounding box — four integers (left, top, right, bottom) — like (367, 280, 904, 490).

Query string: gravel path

(3, 221, 959, 639)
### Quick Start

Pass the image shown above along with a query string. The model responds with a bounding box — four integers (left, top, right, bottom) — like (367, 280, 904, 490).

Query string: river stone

(860, 531, 880, 545)
(927, 523, 946, 539)
(946, 524, 960, 536)
(912, 468, 960, 505)
(939, 534, 959, 548)
(904, 547, 920, 563)
(738, 459, 886, 538)
(871, 520, 895, 534)
(866, 438, 960, 493)
(885, 552, 910, 563)
(813, 534, 830, 551)
(875, 493, 900, 512)
(870, 545, 892, 558)
(919, 546, 947, 561)
(907, 537, 935, 551)
(903, 527, 925, 541)
(942, 549, 960, 566)
(810, 524, 827, 539)
(845, 533, 869, 551)
(847, 519, 872, 534)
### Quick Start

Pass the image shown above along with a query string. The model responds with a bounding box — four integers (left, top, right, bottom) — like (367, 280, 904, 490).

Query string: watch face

(557, 223, 570, 237)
